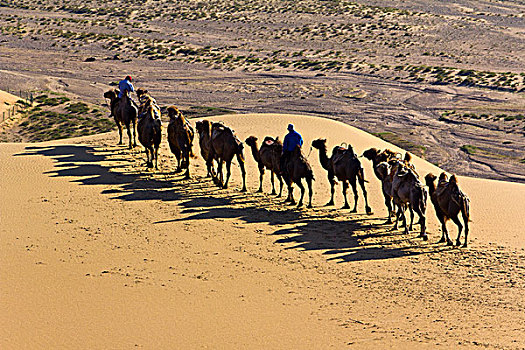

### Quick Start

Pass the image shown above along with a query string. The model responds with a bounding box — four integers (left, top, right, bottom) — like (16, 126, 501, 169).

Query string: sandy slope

(1, 113, 524, 349)
(0, 90, 19, 115)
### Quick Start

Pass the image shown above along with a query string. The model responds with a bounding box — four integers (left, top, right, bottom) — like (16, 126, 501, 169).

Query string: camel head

(424, 173, 437, 187)
(167, 105, 183, 120)
(311, 138, 327, 150)
(136, 88, 149, 99)
(362, 147, 380, 161)
(245, 136, 258, 147)
(439, 172, 449, 183)
(103, 89, 118, 100)
(195, 120, 211, 134)
(376, 162, 390, 180)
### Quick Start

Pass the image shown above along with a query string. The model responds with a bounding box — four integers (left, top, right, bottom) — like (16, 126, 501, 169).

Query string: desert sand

(1, 112, 524, 349)
(0, 90, 19, 115)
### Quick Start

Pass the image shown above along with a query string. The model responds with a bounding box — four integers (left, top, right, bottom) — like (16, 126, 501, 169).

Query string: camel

(167, 106, 194, 179)
(195, 120, 216, 177)
(103, 89, 137, 149)
(312, 139, 372, 214)
(425, 173, 470, 247)
(245, 135, 284, 196)
(389, 160, 428, 240)
(137, 97, 162, 169)
(282, 145, 314, 208)
(208, 122, 247, 191)
(363, 147, 408, 222)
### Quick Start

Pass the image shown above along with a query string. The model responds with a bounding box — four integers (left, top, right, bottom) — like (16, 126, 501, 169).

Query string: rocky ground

(0, 0, 524, 182)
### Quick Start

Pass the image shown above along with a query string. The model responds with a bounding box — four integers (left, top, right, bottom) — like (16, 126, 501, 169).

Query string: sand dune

(0, 90, 20, 115)
(1, 113, 524, 349)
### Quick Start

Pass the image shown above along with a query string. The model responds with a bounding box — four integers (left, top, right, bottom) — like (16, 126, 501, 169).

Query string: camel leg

(451, 215, 464, 247)
(176, 155, 182, 173)
(154, 146, 159, 170)
(384, 194, 393, 224)
(270, 171, 276, 195)
(276, 174, 283, 197)
(392, 205, 401, 231)
(358, 172, 372, 215)
(286, 183, 295, 205)
(307, 177, 313, 209)
(215, 160, 224, 188)
(224, 161, 233, 189)
(462, 212, 469, 248)
(126, 124, 133, 149)
(144, 148, 151, 168)
(257, 166, 264, 193)
(326, 174, 335, 206)
(408, 206, 415, 231)
(132, 119, 137, 148)
(148, 147, 154, 168)
(400, 205, 409, 235)
(296, 180, 305, 208)
(184, 152, 191, 179)
(237, 154, 247, 192)
(206, 159, 214, 179)
(349, 178, 359, 213)
(413, 205, 427, 240)
(117, 122, 123, 145)
(441, 219, 453, 246)
(341, 181, 350, 209)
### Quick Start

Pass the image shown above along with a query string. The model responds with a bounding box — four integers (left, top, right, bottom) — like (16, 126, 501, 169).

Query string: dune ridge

(1, 113, 524, 349)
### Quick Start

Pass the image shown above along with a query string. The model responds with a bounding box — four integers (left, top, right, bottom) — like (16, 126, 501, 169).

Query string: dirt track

(0, 0, 524, 182)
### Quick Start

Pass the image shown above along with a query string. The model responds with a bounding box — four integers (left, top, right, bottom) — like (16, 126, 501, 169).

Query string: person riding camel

(280, 123, 303, 177)
(118, 75, 135, 99)
(115, 75, 138, 110)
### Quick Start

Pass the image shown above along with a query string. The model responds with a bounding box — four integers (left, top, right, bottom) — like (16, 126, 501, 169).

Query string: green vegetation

(65, 102, 90, 114)
(34, 94, 70, 106)
(17, 93, 114, 142)
(372, 132, 427, 158)
(180, 106, 235, 118)
(460, 145, 479, 155)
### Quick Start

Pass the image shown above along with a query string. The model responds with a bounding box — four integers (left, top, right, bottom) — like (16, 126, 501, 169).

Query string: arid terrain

(1, 1, 525, 349)
(0, 0, 524, 181)
(2, 113, 525, 349)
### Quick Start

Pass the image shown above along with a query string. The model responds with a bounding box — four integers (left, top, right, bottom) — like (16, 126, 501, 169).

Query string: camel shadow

(17, 144, 451, 263)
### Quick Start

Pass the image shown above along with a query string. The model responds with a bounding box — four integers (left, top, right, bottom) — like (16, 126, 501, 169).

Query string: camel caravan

(104, 78, 471, 247)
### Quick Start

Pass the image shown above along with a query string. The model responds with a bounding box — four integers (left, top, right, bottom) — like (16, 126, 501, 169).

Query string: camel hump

(450, 175, 458, 184)
(263, 136, 275, 146)
(331, 145, 356, 159)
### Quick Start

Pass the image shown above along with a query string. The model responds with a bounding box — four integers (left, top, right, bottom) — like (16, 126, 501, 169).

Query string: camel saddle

(263, 136, 277, 146)
(331, 145, 356, 163)
(212, 123, 242, 145)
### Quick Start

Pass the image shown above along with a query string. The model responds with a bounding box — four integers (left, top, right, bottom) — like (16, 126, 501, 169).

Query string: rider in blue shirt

(118, 75, 135, 99)
(283, 123, 303, 152)
(280, 124, 303, 177)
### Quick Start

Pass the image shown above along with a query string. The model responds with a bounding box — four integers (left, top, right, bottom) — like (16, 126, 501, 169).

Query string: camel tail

(461, 195, 470, 223)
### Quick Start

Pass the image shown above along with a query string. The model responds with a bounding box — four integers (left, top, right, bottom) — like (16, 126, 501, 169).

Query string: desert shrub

(34, 94, 70, 106)
(66, 102, 90, 114)
(460, 145, 479, 155)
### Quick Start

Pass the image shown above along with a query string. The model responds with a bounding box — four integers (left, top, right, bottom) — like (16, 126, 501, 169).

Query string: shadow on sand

(18, 144, 452, 263)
